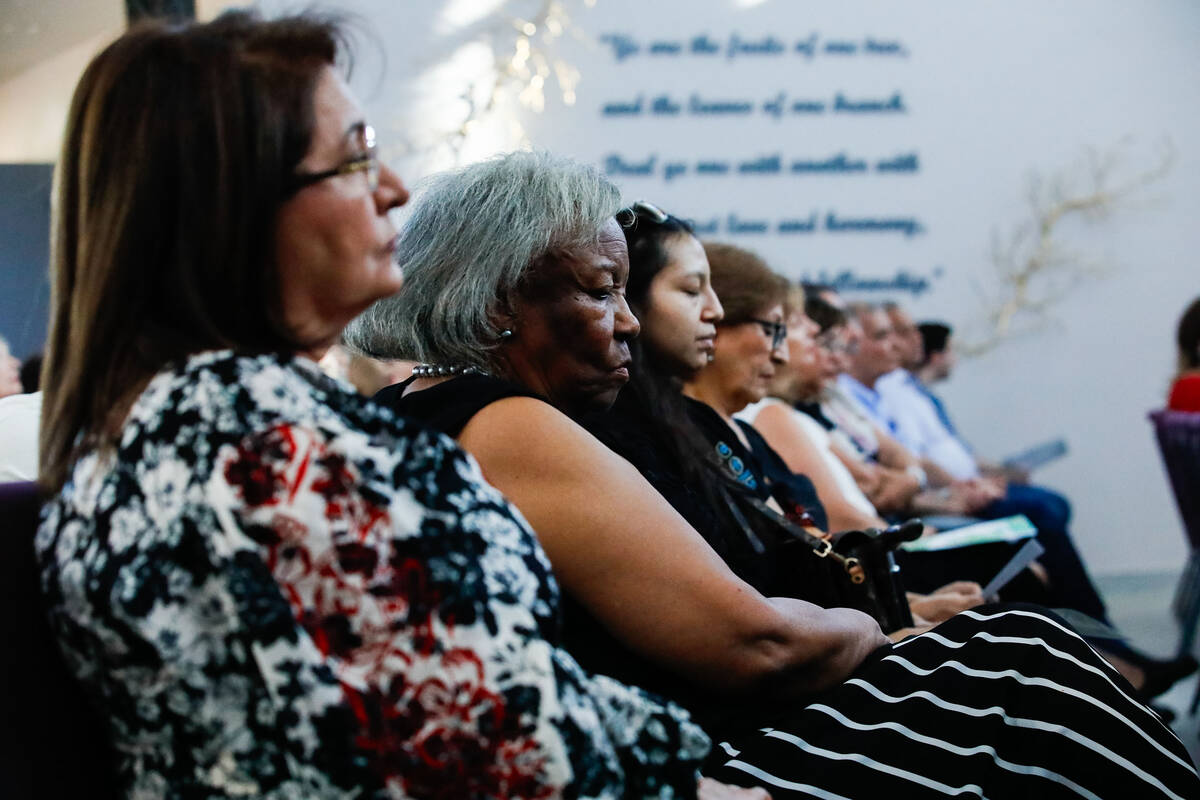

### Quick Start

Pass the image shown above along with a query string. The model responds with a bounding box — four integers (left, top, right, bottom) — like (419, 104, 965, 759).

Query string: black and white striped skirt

(705, 606, 1200, 799)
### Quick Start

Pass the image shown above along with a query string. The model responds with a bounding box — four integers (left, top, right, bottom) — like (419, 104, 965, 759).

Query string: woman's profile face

(638, 233, 724, 377)
(778, 309, 823, 400)
(502, 216, 640, 414)
(706, 302, 788, 412)
(274, 66, 409, 350)
(828, 319, 861, 376)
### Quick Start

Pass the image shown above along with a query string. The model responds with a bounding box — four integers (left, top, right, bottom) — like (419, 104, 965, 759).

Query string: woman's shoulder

(376, 373, 545, 438)
(140, 349, 444, 439)
(55, 350, 476, 522)
(1168, 371, 1200, 412)
(734, 396, 787, 424)
(753, 399, 827, 440)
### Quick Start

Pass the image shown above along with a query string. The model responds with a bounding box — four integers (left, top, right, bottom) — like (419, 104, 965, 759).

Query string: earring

(500, 329, 514, 338)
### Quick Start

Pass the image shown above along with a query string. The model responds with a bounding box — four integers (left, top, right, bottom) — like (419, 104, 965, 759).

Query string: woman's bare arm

(457, 397, 888, 697)
(750, 402, 887, 533)
(826, 439, 919, 513)
(874, 427, 919, 470)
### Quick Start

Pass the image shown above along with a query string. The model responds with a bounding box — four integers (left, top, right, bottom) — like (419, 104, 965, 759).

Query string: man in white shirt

(877, 306, 982, 481)
(870, 307, 1102, 608)
(835, 304, 916, 448)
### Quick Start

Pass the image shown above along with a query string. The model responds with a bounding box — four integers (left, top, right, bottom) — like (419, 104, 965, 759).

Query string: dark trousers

(976, 483, 1110, 623)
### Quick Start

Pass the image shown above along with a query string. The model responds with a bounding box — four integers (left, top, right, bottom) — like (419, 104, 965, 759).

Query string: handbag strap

(714, 474, 866, 585)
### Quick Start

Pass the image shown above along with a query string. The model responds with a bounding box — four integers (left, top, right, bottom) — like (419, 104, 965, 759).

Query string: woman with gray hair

(349, 149, 638, 415)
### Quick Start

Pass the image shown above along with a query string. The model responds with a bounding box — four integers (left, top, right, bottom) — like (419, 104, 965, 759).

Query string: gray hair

(846, 301, 879, 322)
(344, 150, 623, 370)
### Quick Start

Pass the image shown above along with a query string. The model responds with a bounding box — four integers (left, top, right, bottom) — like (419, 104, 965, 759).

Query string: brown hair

(701, 241, 789, 323)
(40, 11, 343, 491)
(1178, 297, 1200, 376)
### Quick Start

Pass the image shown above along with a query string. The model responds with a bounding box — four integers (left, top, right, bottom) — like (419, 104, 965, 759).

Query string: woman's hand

(868, 467, 921, 513)
(888, 623, 934, 642)
(698, 777, 772, 799)
(932, 580, 985, 600)
(907, 581, 985, 623)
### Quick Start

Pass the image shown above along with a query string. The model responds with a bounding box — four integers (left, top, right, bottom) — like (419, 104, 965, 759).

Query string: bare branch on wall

(963, 138, 1174, 357)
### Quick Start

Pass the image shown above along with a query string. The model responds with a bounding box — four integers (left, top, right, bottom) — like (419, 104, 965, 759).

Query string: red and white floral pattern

(38, 351, 708, 799)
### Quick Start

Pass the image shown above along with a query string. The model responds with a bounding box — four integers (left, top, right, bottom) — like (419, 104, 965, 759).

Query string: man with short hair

(875, 311, 1114, 627)
(910, 321, 1040, 486)
(835, 304, 908, 442)
(833, 303, 999, 514)
(878, 309, 982, 483)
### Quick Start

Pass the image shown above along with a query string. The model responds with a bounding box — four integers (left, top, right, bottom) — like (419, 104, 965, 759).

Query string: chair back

(0, 481, 119, 799)
(1150, 410, 1200, 550)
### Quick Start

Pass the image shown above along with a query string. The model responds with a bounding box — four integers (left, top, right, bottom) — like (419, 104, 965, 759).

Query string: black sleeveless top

(374, 375, 758, 731)
(373, 374, 541, 437)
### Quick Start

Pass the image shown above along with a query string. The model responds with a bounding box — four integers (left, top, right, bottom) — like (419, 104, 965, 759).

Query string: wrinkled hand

(959, 478, 1004, 510)
(872, 468, 921, 513)
(932, 580, 984, 601)
(945, 482, 988, 514)
(698, 776, 772, 799)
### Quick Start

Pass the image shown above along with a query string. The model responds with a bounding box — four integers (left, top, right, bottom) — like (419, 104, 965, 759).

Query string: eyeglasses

(619, 199, 670, 226)
(748, 317, 788, 350)
(288, 124, 380, 195)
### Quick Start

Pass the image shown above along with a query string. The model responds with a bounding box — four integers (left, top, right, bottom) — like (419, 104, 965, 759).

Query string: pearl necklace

(410, 363, 488, 378)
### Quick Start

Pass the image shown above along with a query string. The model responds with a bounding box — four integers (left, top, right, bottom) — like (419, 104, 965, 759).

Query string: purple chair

(1149, 411, 1200, 715)
(0, 481, 117, 798)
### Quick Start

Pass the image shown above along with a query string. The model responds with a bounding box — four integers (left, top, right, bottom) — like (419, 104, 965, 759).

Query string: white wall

(0, 0, 249, 163)
(0, 28, 121, 163)
(279, 0, 1200, 573)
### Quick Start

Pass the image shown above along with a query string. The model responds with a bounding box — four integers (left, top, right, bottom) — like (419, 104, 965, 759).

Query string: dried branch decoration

(963, 138, 1174, 357)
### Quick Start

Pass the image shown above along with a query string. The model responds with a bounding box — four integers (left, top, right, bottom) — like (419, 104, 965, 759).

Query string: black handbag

(716, 477, 921, 632)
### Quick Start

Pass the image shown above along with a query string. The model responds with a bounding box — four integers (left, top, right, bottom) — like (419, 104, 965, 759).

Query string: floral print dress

(36, 351, 708, 799)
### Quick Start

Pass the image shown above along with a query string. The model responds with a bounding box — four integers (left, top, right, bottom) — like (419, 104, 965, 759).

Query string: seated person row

(664, 239, 1192, 698)
(34, 13, 748, 799)
(347, 161, 1198, 798)
(777, 293, 1196, 695)
(881, 312, 1035, 485)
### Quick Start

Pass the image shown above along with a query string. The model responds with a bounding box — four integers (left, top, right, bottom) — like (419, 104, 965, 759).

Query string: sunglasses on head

(619, 199, 670, 226)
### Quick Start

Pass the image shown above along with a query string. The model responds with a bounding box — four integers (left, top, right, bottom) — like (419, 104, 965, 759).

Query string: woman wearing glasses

(33, 15, 753, 799)
(355, 178, 1198, 796)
